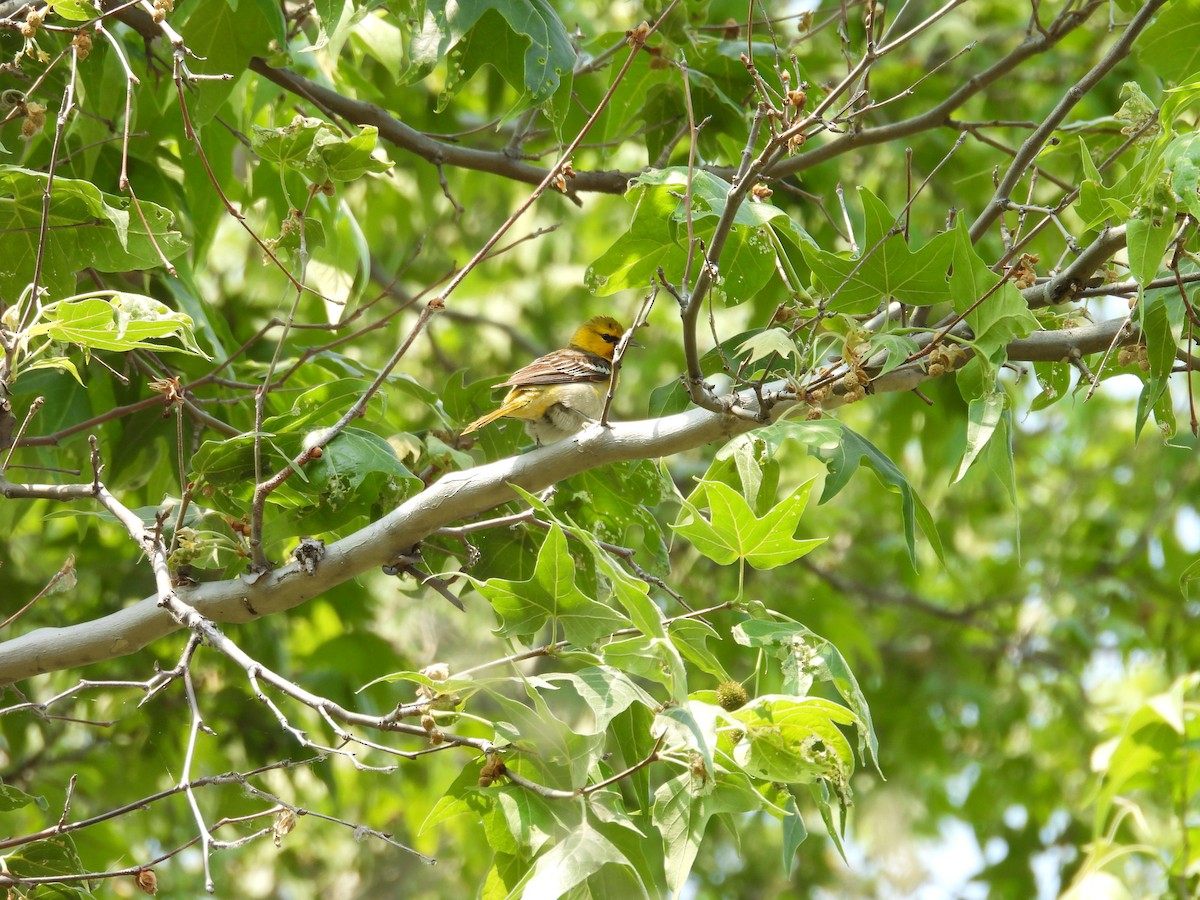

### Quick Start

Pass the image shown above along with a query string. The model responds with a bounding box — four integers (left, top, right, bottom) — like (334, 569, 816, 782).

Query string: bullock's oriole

(462, 316, 629, 445)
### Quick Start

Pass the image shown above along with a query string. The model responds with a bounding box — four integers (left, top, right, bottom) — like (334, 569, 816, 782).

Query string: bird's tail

(462, 397, 524, 435)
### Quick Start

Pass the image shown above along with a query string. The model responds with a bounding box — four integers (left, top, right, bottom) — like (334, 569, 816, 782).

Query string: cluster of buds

(2, 89, 46, 140)
(625, 21, 650, 48)
(272, 809, 297, 848)
(805, 383, 829, 415)
(134, 867, 158, 895)
(840, 365, 870, 403)
(420, 712, 444, 745)
(1010, 253, 1039, 289)
(1117, 343, 1151, 371)
(72, 29, 92, 60)
(782, 70, 807, 113)
(552, 161, 575, 194)
(926, 342, 968, 378)
(781, 69, 809, 150)
(150, 0, 175, 23)
(20, 6, 43, 38)
(19, 99, 45, 139)
(478, 752, 506, 788)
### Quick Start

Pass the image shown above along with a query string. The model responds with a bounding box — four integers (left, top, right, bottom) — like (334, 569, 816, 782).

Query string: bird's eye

(602, 333, 620, 343)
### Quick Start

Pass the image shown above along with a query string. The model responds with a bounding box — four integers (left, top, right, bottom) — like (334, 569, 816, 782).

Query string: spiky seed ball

(716, 680, 749, 711)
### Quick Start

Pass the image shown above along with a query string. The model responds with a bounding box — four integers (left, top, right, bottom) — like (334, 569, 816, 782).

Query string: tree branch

(0, 305, 1143, 685)
(248, 59, 632, 197)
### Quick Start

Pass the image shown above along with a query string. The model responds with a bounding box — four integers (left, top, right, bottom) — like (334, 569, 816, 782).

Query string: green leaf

(418, 761, 489, 835)
(587, 168, 810, 302)
(585, 178, 689, 296)
(1030, 361, 1072, 411)
(633, 168, 801, 230)
(512, 821, 631, 898)
(781, 793, 808, 878)
(554, 460, 673, 577)
(949, 220, 1038, 358)
(735, 328, 801, 365)
(868, 332, 921, 377)
(652, 773, 760, 895)
(49, 0, 97, 21)
(1134, 298, 1176, 438)
(539, 667, 658, 734)
(20, 356, 83, 385)
(654, 703, 716, 781)
(411, 0, 576, 118)
(810, 780, 849, 859)
(730, 695, 857, 784)
(732, 616, 880, 773)
(190, 427, 419, 542)
(801, 187, 955, 313)
(713, 432, 780, 515)
(253, 118, 391, 184)
(1165, 132, 1200, 220)
(494, 785, 562, 856)
(986, 406, 1019, 517)
(23, 292, 206, 359)
(0, 780, 39, 812)
(4, 836, 90, 898)
(1137, 0, 1200, 84)
(488, 686, 606, 788)
(1074, 137, 1151, 230)
(954, 390, 1007, 483)
(760, 420, 944, 566)
(1091, 674, 1198, 832)
(672, 480, 825, 570)
(0, 167, 187, 301)
(475, 525, 630, 646)
(1126, 210, 1175, 287)
(653, 773, 710, 896)
(669, 618, 730, 684)
(589, 544, 668, 640)
(175, 0, 288, 125)
(601, 633, 686, 696)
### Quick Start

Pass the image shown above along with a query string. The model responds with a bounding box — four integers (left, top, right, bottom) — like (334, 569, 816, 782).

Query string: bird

(462, 316, 630, 446)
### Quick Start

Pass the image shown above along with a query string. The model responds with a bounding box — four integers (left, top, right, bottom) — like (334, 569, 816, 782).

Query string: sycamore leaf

(759, 421, 944, 567)
(949, 220, 1038, 358)
(672, 480, 825, 570)
(0, 167, 186, 302)
(736, 328, 801, 365)
(954, 390, 1007, 483)
(410, 0, 575, 122)
(801, 187, 955, 313)
(653, 771, 761, 895)
(1135, 298, 1176, 439)
(733, 615, 881, 773)
(23, 292, 206, 359)
(1126, 211, 1175, 287)
(587, 167, 811, 302)
(475, 525, 629, 646)
(253, 118, 391, 183)
(515, 822, 630, 898)
(729, 695, 857, 784)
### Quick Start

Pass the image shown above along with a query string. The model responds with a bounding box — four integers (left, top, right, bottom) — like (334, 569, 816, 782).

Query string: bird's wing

(497, 349, 611, 387)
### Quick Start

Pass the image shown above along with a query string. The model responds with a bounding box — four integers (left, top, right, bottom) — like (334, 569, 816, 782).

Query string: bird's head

(570, 316, 629, 360)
